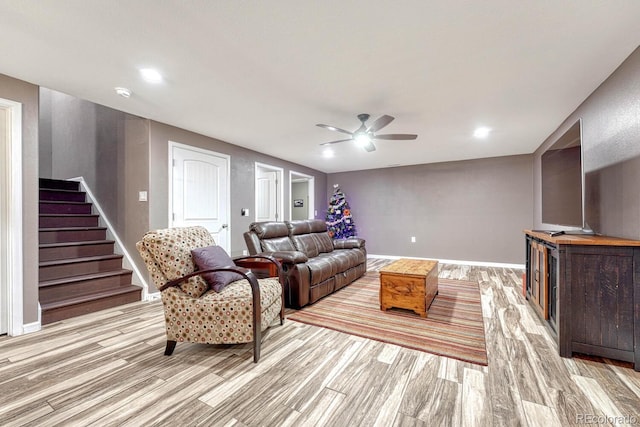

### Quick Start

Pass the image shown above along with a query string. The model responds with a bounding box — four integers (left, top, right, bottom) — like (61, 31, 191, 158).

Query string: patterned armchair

(136, 226, 284, 363)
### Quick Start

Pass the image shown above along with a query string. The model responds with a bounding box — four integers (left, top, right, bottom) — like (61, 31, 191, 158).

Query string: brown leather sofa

(244, 219, 366, 308)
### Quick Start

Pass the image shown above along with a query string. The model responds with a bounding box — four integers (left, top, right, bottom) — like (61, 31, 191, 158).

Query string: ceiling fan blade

(367, 115, 394, 133)
(319, 138, 353, 146)
(363, 141, 376, 152)
(316, 123, 353, 135)
(374, 133, 418, 140)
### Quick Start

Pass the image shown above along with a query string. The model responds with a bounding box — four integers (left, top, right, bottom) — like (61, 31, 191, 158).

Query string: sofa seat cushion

(161, 277, 282, 344)
(332, 248, 366, 269)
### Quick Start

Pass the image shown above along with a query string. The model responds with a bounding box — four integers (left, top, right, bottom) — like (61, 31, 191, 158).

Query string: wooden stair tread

(40, 188, 83, 192)
(39, 214, 99, 217)
(39, 253, 122, 267)
(40, 285, 141, 311)
(39, 239, 115, 249)
(40, 226, 106, 231)
(39, 269, 132, 287)
(38, 177, 140, 324)
(40, 200, 91, 205)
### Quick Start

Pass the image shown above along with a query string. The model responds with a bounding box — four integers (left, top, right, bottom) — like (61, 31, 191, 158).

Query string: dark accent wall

(148, 121, 327, 256)
(328, 154, 533, 264)
(0, 73, 40, 324)
(534, 46, 640, 239)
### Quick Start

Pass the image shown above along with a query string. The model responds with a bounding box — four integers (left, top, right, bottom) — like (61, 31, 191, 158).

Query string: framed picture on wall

(294, 199, 304, 207)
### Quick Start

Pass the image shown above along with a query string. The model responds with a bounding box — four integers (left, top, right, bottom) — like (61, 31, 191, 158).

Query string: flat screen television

(541, 119, 584, 229)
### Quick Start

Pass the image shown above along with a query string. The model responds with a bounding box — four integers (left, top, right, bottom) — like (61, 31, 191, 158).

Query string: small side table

(235, 257, 279, 279)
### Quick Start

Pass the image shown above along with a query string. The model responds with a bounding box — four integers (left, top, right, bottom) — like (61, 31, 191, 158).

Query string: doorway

(169, 142, 231, 253)
(0, 98, 23, 336)
(289, 171, 315, 220)
(255, 163, 283, 222)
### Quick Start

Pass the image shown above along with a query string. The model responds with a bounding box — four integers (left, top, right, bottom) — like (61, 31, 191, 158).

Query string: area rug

(288, 272, 488, 365)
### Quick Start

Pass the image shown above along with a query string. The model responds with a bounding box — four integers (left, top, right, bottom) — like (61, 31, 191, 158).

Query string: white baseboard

(367, 253, 525, 270)
(22, 321, 41, 334)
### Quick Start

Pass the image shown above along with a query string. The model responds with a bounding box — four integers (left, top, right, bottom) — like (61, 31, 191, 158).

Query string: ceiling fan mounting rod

(357, 113, 370, 123)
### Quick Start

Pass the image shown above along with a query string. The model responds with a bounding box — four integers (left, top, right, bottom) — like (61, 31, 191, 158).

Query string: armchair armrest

(159, 266, 257, 292)
(234, 254, 285, 283)
(333, 237, 365, 249)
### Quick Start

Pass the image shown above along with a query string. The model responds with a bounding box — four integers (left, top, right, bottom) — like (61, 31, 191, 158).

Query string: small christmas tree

(326, 185, 356, 239)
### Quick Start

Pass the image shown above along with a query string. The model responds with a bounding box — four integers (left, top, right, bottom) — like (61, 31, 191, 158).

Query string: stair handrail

(69, 177, 153, 300)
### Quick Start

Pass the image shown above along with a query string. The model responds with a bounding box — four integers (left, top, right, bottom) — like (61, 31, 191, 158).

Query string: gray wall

(148, 121, 327, 257)
(38, 90, 328, 267)
(0, 73, 40, 324)
(534, 46, 640, 239)
(328, 154, 533, 264)
(38, 89, 150, 276)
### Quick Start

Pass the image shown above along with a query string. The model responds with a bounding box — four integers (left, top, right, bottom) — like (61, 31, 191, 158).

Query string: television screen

(541, 120, 583, 228)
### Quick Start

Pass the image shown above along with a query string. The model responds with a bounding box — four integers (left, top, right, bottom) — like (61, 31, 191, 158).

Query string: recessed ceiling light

(473, 127, 491, 139)
(139, 68, 163, 84)
(323, 148, 335, 158)
(114, 87, 131, 98)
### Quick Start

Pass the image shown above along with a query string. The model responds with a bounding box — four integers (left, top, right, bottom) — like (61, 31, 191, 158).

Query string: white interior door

(0, 98, 23, 336)
(170, 142, 230, 253)
(0, 107, 8, 335)
(255, 163, 283, 222)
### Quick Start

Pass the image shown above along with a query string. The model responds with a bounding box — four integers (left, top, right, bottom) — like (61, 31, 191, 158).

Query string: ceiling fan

(317, 113, 417, 152)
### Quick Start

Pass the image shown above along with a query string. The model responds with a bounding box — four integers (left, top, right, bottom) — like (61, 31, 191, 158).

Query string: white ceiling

(1, 1, 639, 173)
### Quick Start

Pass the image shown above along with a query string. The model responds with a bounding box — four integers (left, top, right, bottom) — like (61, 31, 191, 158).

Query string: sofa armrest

(251, 250, 309, 264)
(333, 237, 365, 249)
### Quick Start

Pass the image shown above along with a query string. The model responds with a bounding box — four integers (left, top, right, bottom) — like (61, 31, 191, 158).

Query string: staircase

(39, 178, 142, 324)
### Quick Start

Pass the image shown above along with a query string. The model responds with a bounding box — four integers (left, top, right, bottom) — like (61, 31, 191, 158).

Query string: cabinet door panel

(599, 255, 620, 349)
(569, 254, 587, 344)
(570, 250, 634, 352)
(616, 255, 634, 351)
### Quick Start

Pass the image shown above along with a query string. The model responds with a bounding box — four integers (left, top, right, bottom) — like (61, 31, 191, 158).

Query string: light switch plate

(139, 191, 148, 202)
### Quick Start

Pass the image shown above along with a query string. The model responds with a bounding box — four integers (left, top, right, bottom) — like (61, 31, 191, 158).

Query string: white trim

(68, 177, 151, 300)
(255, 162, 284, 222)
(168, 141, 231, 252)
(0, 98, 24, 336)
(367, 253, 525, 270)
(289, 170, 315, 220)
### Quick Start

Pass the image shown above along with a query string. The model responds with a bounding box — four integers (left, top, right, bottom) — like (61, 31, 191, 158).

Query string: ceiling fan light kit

(317, 113, 417, 153)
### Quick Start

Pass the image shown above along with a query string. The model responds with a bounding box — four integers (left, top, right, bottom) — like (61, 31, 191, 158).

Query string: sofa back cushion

(287, 219, 334, 257)
(290, 234, 320, 258)
(250, 221, 296, 252)
(313, 232, 334, 253)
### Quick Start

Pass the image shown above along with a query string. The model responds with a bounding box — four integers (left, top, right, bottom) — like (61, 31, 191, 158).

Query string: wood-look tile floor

(1, 259, 639, 426)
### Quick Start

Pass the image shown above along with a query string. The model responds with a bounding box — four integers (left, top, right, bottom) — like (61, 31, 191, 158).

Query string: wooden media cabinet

(524, 230, 640, 371)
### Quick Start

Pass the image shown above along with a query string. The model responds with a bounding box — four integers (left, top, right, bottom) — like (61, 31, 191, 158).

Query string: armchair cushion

(191, 245, 244, 292)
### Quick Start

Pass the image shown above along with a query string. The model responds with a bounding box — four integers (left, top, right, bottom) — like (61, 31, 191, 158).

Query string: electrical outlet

(242, 249, 248, 256)
(138, 191, 148, 202)
(411, 236, 416, 243)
